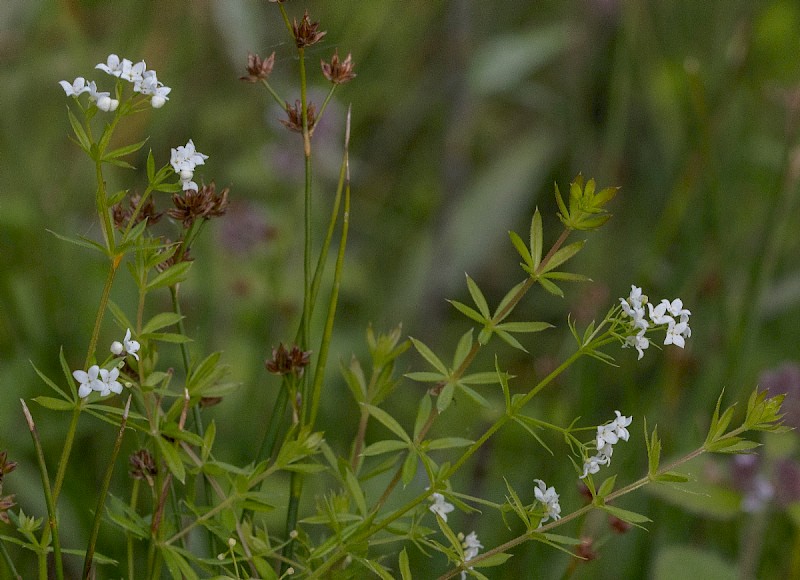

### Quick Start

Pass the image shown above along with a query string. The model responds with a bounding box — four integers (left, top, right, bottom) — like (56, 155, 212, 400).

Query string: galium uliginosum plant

(3, 6, 787, 580)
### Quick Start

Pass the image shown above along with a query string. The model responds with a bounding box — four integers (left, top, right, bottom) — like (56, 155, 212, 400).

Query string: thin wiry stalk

(0, 537, 21, 579)
(21, 400, 64, 580)
(83, 396, 131, 579)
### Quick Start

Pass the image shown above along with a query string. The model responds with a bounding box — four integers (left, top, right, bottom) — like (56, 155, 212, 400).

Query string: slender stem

(83, 396, 131, 578)
(127, 479, 140, 580)
(0, 538, 21, 580)
(21, 401, 64, 580)
(260, 79, 285, 109)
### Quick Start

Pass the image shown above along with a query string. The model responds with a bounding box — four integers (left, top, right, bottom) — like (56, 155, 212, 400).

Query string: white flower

(596, 423, 620, 449)
(96, 54, 124, 77)
(123, 328, 141, 360)
(59, 77, 90, 97)
(171, 140, 208, 190)
(120, 59, 146, 83)
(459, 531, 483, 580)
(612, 411, 632, 442)
(150, 85, 171, 108)
(85, 81, 119, 112)
(664, 319, 689, 348)
(98, 367, 123, 396)
(110, 341, 124, 355)
(73, 365, 102, 398)
(533, 479, 561, 524)
(663, 298, 691, 318)
(623, 331, 650, 360)
(429, 492, 455, 522)
(647, 301, 674, 326)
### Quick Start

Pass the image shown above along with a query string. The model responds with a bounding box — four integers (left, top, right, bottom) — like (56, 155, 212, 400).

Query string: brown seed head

(293, 10, 326, 48)
(241, 51, 276, 83)
(280, 100, 316, 133)
(156, 240, 193, 273)
(129, 449, 158, 485)
(113, 192, 162, 230)
(321, 50, 356, 85)
(0, 494, 15, 525)
(168, 182, 230, 228)
(200, 396, 223, 408)
(266, 343, 311, 376)
(0, 451, 17, 487)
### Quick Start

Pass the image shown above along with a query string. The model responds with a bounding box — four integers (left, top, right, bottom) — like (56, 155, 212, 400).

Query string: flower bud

(110, 341, 124, 355)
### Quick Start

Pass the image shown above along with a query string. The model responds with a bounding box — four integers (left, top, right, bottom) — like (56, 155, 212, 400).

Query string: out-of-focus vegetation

(1, 0, 799, 578)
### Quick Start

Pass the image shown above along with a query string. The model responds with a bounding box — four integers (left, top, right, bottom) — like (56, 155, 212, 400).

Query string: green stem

(83, 396, 131, 578)
(260, 79, 286, 109)
(0, 537, 21, 579)
(21, 401, 64, 580)
(127, 479, 140, 580)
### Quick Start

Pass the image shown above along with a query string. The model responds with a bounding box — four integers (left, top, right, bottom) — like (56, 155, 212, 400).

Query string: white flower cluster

(58, 54, 171, 112)
(580, 410, 632, 479)
(110, 328, 141, 361)
(533, 478, 561, 525)
(170, 139, 209, 191)
(459, 531, 483, 580)
(73, 365, 123, 398)
(619, 285, 691, 359)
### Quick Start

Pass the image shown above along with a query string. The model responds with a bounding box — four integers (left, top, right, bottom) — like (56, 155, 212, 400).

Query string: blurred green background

(2, 0, 800, 577)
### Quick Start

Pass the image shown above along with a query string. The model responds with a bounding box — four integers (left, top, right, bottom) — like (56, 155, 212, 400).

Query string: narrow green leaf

(496, 329, 528, 352)
(436, 382, 456, 413)
(426, 437, 474, 450)
(31, 361, 71, 401)
(538, 277, 564, 297)
(509, 231, 534, 268)
(156, 436, 185, 484)
(146, 150, 155, 182)
(46, 229, 108, 255)
(410, 337, 448, 375)
(67, 107, 91, 152)
(405, 371, 447, 383)
(101, 138, 147, 161)
(472, 553, 513, 568)
(457, 383, 491, 408)
(448, 300, 488, 324)
(495, 321, 553, 333)
(530, 207, 543, 271)
(460, 371, 504, 385)
(364, 404, 410, 443)
(141, 332, 192, 344)
(466, 275, 491, 318)
(401, 450, 418, 486)
(141, 312, 184, 334)
(653, 472, 690, 483)
(453, 329, 474, 370)
(202, 420, 216, 463)
(345, 468, 368, 516)
(58, 347, 78, 399)
(597, 475, 617, 498)
(361, 440, 409, 456)
(544, 271, 591, 282)
(554, 182, 569, 221)
(600, 504, 652, 524)
(32, 396, 75, 411)
(414, 394, 432, 440)
(145, 261, 192, 291)
(399, 549, 412, 580)
(541, 240, 585, 272)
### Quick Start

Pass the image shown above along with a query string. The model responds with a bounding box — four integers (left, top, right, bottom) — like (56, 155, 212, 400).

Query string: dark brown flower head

(280, 100, 316, 133)
(241, 51, 276, 83)
(113, 192, 162, 230)
(266, 343, 311, 376)
(129, 449, 158, 485)
(321, 50, 356, 85)
(0, 451, 17, 488)
(293, 10, 326, 48)
(0, 494, 15, 525)
(168, 182, 230, 228)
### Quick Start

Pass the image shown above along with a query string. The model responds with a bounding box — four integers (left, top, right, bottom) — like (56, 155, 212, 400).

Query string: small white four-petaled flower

(533, 479, 561, 525)
(170, 139, 209, 191)
(112, 328, 141, 360)
(428, 492, 455, 522)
